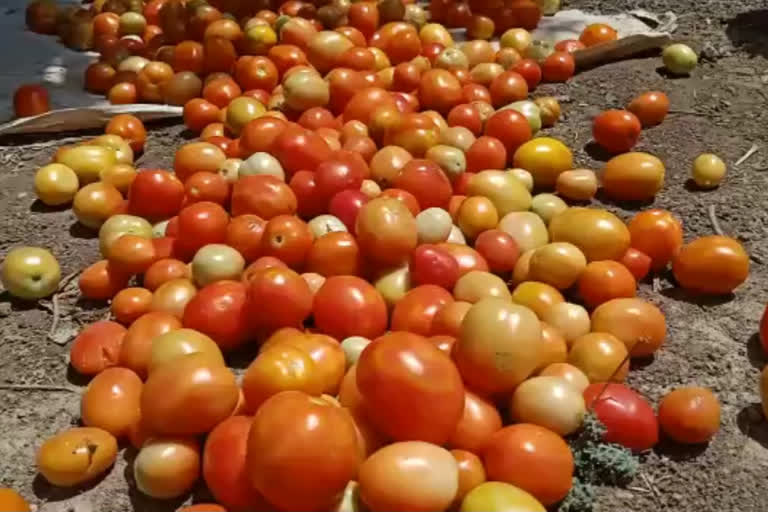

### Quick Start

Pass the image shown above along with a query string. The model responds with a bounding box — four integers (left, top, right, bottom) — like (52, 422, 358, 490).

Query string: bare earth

(1, 1, 768, 511)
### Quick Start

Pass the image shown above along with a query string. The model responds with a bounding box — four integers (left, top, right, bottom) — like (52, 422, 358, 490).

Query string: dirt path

(1, 1, 767, 511)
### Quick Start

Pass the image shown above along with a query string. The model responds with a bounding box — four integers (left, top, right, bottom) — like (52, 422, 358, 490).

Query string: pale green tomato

(460, 482, 545, 512)
(192, 244, 245, 286)
(425, 145, 466, 182)
(505, 100, 542, 134)
(507, 168, 533, 192)
(530, 193, 567, 225)
(525, 40, 554, 62)
(34, 163, 79, 206)
(218, 158, 242, 183)
(416, 207, 452, 244)
(692, 153, 726, 188)
(283, 69, 330, 111)
(152, 220, 169, 238)
(663, 43, 697, 75)
(240, 152, 285, 180)
(1, 246, 61, 300)
(435, 47, 469, 71)
(341, 337, 371, 368)
(118, 56, 149, 73)
(498, 211, 549, 252)
(308, 215, 348, 238)
(448, 225, 466, 244)
(98, 214, 153, 257)
(374, 266, 411, 308)
(119, 12, 146, 36)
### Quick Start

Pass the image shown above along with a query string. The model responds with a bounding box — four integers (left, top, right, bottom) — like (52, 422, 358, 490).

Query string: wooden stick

(573, 34, 672, 70)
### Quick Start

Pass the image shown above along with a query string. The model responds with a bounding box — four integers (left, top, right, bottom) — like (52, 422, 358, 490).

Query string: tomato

(390, 159, 452, 210)
(620, 247, 652, 281)
(418, 69, 463, 114)
(246, 266, 313, 331)
(314, 276, 388, 339)
(328, 189, 369, 231)
(183, 98, 221, 133)
(592, 109, 642, 154)
(79, 260, 131, 300)
(70, 320, 126, 376)
(37, 427, 118, 487)
(343, 87, 398, 125)
(357, 331, 464, 443)
(555, 39, 586, 53)
(143, 258, 189, 291)
(0, 488, 30, 512)
(627, 209, 683, 271)
(371, 22, 422, 64)
(445, 389, 502, 453)
(672, 235, 749, 295)
(108, 234, 156, 275)
(142, 353, 239, 434)
(111, 287, 153, 325)
(175, 201, 229, 258)
(489, 71, 528, 108)
(583, 383, 659, 452)
(231, 175, 297, 218)
(484, 109, 532, 158)
(356, 197, 418, 266)
(473, 229, 519, 273)
(13, 84, 49, 118)
(314, 157, 366, 207)
(348, 1, 379, 39)
(222, 214, 264, 263)
(306, 232, 363, 277)
(579, 23, 618, 47)
(577, 261, 636, 308)
(239, 116, 287, 157)
(262, 331, 346, 395)
(203, 416, 268, 511)
(133, 435, 200, 499)
(658, 387, 721, 444)
(272, 125, 333, 175)
(461, 481, 546, 512)
(627, 91, 670, 127)
(247, 391, 360, 511)
(437, 243, 490, 277)
(510, 59, 541, 89)
(81, 367, 142, 438)
(359, 441, 459, 512)
(180, 281, 249, 351)
(446, 103, 482, 136)
(410, 244, 460, 290)
(541, 51, 575, 82)
(260, 215, 313, 268)
(465, 136, 507, 173)
(120, 311, 182, 379)
(548, 207, 630, 261)
(391, 285, 453, 336)
(483, 424, 573, 506)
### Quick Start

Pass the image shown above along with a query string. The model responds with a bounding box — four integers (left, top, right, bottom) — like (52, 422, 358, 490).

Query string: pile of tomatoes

(0, 1, 760, 512)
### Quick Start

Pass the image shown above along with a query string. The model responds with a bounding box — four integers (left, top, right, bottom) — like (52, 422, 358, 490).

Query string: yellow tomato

(548, 207, 630, 261)
(602, 152, 665, 201)
(512, 137, 573, 188)
(419, 23, 454, 47)
(460, 482, 545, 512)
(34, 163, 79, 206)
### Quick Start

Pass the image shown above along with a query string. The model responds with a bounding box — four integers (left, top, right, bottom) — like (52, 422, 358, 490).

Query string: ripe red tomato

(392, 159, 453, 209)
(447, 103, 483, 136)
(484, 109, 532, 158)
(225, 214, 265, 263)
(391, 285, 453, 336)
(437, 243, 490, 277)
(419, 69, 463, 114)
(184, 171, 230, 205)
(410, 245, 461, 290)
(329, 189, 370, 232)
(272, 125, 333, 176)
(315, 158, 366, 207)
(379, 188, 421, 216)
(347, 1, 379, 40)
(231, 175, 298, 219)
(260, 215, 313, 269)
(357, 331, 465, 443)
(627, 91, 670, 127)
(176, 201, 230, 255)
(247, 267, 313, 331)
(306, 232, 363, 277)
(69, 320, 126, 376)
(489, 71, 528, 108)
(313, 276, 388, 339)
(541, 51, 576, 82)
(288, 170, 325, 219)
(240, 117, 288, 157)
(447, 389, 502, 453)
(128, 169, 185, 219)
(465, 136, 508, 173)
(474, 229, 520, 273)
(204, 416, 269, 511)
(583, 383, 659, 452)
(593, 109, 642, 154)
(513, 59, 542, 89)
(621, 248, 652, 281)
(343, 87, 398, 125)
(580, 23, 618, 47)
(182, 281, 249, 351)
(247, 391, 360, 511)
(14, 84, 50, 117)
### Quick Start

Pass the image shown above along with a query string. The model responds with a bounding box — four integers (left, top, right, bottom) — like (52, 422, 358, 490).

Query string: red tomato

(484, 109, 532, 158)
(437, 243, 490, 277)
(447, 103, 483, 136)
(356, 331, 465, 443)
(327, 68, 369, 115)
(231, 175, 298, 219)
(410, 245, 461, 290)
(583, 383, 659, 452)
(541, 51, 576, 82)
(69, 320, 126, 376)
(391, 285, 453, 336)
(176, 201, 229, 255)
(272, 125, 333, 175)
(260, 215, 313, 269)
(184, 171, 230, 205)
(298, 107, 340, 131)
(448, 390, 503, 453)
(246, 391, 360, 511)
(347, 1, 379, 40)
(343, 87, 398, 125)
(513, 59, 542, 89)
(462, 84, 491, 104)
(182, 281, 249, 351)
(627, 209, 684, 271)
(306, 232, 363, 277)
(247, 267, 313, 330)
(391, 159, 452, 209)
(474, 229, 520, 273)
(313, 276, 388, 339)
(422, 42, 445, 65)
(315, 158, 366, 207)
(14, 84, 49, 117)
(329, 189, 370, 232)
(419, 69, 463, 114)
(288, 170, 325, 219)
(465, 136, 508, 173)
(356, 197, 418, 266)
(225, 214, 266, 263)
(489, 71, 528, 108)
(128, 169, 185, 219)
(483, 424, 573, 506)
(580, 23, 618, 47)
(592, 109, 642, 154)
(239, 117, 288, 157)
(621, 248, 652, 281)
(204, 416, 269, 511)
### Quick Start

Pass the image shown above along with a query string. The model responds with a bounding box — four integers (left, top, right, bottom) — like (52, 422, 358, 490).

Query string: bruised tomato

(70, 321, 127, 376)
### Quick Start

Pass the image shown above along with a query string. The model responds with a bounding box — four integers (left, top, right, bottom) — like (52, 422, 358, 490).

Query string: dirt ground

(1, 1, 768, 511)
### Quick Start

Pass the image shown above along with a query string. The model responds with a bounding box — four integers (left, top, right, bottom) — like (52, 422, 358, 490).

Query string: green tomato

(1, 246, 61, 300)
(506, 100, 542, 134)
(192, 244, 245, 286)
(663, 43, 698, 75)
(531, 193, 568, 225)
(460, 482, 546, 512)
(341, 336, 371, 368)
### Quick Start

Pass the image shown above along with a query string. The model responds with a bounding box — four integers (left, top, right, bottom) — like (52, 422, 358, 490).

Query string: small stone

(0, 303, 11, 317)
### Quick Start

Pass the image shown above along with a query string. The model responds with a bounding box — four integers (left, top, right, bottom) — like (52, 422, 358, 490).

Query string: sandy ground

(1, 1, 768, 511)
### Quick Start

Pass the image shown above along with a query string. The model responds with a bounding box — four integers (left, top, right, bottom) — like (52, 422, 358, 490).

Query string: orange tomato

(579, 23, 618, 47)
(391, 285, 453, 336)
(306, 231, 363, 277)
(69, 320, 127, 376)
(627, 209, 683, 271)
(119, 311, 182, 379)
(451, 449, 487, 505)
(489, 70, 528, 108)
(672, 236, 750, 295)
(541, 51, 575, 82)
(577, 261, 636, 308)
(106, 114, 147, 153)
(447, 390, 503, 453)
(592, 109, 642, 153)
(627, 91, 670, 127)
(81, 367, 143, 438)
(0, 488, 30, 512)
(431, 300, 472, 337)
(143, 258, 190, 291)
(108, 234, 157, 274)
(658, 387, 721, 444)
(79, 259, 131, 300)
(111, 287, 153, 325)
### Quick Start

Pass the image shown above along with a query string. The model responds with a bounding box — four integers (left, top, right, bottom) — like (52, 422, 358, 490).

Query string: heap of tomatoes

(1, 1, 760, 512)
